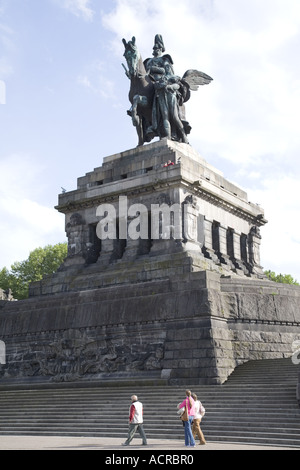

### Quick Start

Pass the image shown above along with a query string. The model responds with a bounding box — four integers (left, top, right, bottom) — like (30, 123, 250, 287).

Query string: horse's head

(122, 36, 141, 78)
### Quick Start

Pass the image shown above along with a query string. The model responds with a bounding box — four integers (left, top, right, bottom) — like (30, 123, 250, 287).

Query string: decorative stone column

(182, 195, 202, 253)
(122, 208, 148, 260)
(97, 238, 115, 266)
(248, 226, 264, 276)
(150, 194, 182, 256)
(203, 218, 219, 263)
(65, 213, 87, 266)
(218, 224, 234, 267)
(240, 233, 250, 273)
(231, 229, 248, 274)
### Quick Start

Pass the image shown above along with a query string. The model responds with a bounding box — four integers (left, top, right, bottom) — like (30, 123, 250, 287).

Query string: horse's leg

(132, 95, 149, 146)
(132, 95, 148, 123)
(136, 116, 144, 146)
(129, 96, 142, 145)
(131, 95, 140, 127)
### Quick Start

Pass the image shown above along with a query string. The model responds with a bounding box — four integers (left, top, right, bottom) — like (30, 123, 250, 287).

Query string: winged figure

(182, 69, 213, 91)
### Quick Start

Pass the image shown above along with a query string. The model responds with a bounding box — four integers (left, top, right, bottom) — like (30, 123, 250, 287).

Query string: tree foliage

(0, 243, 67, 300)
(264, 270, 299, 286)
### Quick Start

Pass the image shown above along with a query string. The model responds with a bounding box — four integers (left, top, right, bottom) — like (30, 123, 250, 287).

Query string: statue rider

(144, 35, 191, 143)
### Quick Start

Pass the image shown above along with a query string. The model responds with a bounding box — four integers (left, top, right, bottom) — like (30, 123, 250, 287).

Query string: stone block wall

(0, 272, 226, 385)
(221, 277, 300, 369)
(1, 271, 300, 386)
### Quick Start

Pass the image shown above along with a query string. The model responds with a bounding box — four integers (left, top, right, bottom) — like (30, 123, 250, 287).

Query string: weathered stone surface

(1, 270, 300, 386)
(0, 141, 300, 388)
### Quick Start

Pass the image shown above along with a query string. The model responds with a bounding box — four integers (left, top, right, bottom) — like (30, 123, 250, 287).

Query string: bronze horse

(122, 36, 155, 146)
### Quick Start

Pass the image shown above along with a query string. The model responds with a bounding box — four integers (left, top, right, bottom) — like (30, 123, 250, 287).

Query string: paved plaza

(0, 436, 297, 451)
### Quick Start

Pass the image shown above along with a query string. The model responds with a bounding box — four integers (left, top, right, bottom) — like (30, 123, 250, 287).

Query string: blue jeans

(184, 416, 195, 446)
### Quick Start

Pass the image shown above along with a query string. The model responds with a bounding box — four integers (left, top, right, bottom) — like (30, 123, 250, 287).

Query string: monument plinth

(30, 139, 266, 296)
(0, 140, 299, 387)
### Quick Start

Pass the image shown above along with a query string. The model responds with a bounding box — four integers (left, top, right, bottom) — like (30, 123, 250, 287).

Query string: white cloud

(58, 0, 94, 21)
(247, 175, 300, 281)
(0, 199, 65, 269)
(0, 154, 65, 269)
(77, 61, 117, 100)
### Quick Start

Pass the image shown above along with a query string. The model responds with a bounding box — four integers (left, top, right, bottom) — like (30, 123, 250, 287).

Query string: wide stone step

(0, 422, 298, 438)
(1, 418, 300, 434)
(0, 358, 299, 447)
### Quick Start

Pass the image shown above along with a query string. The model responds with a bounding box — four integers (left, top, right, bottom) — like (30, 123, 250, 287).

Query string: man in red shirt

(163, 160, 175, 167)
(122, 395, 148, 446)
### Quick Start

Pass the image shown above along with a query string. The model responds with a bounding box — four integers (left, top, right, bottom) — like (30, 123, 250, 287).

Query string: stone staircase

(0, 358, 299, 447)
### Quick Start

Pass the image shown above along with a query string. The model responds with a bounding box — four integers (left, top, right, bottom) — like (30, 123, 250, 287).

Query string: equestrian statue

(122, 34, 213, 146)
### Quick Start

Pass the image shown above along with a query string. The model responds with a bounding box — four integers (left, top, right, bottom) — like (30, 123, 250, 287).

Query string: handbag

(180, 399, 189, 422)
(200, 403, 206, 417)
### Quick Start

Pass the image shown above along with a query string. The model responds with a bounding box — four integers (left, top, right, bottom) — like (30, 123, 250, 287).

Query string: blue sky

(1, 0, 300, 281)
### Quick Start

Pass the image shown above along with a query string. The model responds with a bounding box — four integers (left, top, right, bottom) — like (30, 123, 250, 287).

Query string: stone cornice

(188, 181, 267, 226)
(56, 169, 266, 227)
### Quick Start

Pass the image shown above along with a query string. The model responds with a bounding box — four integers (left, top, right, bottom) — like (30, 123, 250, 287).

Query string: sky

(0, 0, 300, 281)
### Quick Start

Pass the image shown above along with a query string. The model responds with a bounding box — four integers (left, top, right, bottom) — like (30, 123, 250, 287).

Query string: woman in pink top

(178, 390, 196, 447)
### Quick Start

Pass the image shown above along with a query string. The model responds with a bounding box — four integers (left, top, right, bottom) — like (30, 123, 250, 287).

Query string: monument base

(0, 140, 299, 387)
(1, 270, 300, 386)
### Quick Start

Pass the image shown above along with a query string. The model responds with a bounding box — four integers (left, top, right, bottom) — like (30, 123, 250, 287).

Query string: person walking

(178, 390, 196, 447)
(191, 393, 206, 445)
(122, 395, 147, 446)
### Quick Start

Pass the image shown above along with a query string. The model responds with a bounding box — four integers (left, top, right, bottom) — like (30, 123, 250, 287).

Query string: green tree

(0, 243, 67, 300)
(264, 270, 299, 286)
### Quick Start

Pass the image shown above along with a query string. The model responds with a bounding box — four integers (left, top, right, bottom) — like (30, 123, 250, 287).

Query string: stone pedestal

(48, 139, 268, 289)
(1, 140, 300, 388)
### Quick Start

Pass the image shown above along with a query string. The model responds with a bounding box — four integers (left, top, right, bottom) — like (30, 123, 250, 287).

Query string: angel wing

(182, 69, 213, 91)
